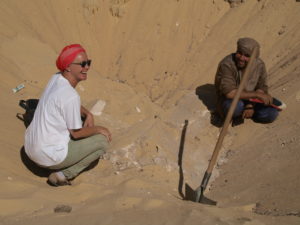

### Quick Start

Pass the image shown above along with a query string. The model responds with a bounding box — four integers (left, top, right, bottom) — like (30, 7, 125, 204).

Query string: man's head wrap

(56, 44, 86, 72)
(237, 38, 260, 58)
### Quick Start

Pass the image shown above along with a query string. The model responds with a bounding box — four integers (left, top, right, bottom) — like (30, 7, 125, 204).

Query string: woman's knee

(93, 134, 109, 152)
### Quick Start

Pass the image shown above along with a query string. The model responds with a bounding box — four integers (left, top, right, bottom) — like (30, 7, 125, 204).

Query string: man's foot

(232, 116, 244, 127)
(210, 111, 224, 128)
(47, 171, 71, 187)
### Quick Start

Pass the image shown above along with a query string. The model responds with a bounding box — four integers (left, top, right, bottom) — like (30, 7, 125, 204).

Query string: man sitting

(214, 37, 279, 125)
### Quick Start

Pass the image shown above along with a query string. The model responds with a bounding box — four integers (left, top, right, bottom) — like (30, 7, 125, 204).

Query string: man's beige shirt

(215, 53, 268, 101)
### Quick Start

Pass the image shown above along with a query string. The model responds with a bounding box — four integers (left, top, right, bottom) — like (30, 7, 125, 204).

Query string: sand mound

(1, 0, 300, 224)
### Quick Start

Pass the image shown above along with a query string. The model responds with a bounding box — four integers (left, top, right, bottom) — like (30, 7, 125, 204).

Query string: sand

(1, 0, 300, 224)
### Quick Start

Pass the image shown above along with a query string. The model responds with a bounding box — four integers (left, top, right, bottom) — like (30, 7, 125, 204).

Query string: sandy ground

(1, 0, 300, 224)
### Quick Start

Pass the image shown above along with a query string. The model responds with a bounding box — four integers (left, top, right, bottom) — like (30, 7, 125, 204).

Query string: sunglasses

(71, 59, 92, 68)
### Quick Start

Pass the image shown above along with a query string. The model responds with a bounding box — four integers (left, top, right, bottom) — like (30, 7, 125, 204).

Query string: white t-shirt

(25, 73, 82, 166)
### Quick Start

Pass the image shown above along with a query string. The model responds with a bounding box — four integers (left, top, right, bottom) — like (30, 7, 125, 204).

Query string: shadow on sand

(177, 120, 200, 201)
(195, 83, 223, 128)
(20, 146, 50, 177)
(20, 146, 100, 182)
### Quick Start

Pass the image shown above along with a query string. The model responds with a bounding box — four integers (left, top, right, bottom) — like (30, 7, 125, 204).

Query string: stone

(54, 205, 72, 213)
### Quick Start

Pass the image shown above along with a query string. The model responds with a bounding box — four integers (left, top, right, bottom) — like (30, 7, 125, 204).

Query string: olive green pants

(48, 134, 108, 179)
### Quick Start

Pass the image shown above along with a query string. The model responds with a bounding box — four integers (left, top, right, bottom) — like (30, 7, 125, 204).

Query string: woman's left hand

(83, 113, 94, 127)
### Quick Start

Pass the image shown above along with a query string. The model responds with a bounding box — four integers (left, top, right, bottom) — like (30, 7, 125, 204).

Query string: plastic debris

(12, 84, 25, 93)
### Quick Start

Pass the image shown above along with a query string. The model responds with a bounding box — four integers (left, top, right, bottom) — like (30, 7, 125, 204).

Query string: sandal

(48, 171, 71, 187)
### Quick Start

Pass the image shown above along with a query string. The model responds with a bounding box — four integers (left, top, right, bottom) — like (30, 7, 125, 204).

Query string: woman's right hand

(96, 126, 112, 142)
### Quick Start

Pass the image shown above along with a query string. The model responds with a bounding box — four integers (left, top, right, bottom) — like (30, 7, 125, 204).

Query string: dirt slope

(0, 0, 300, 224)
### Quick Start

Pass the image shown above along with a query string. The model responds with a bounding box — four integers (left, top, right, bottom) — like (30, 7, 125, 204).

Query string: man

(214, 37, 278, 124)
(25, 44, 112, 186)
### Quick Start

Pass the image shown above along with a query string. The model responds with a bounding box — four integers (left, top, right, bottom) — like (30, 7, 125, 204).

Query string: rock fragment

(54, 205, 72, 213)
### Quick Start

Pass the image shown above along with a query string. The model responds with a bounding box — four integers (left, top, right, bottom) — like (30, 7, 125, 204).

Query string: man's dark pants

(223, 99, 278, 123)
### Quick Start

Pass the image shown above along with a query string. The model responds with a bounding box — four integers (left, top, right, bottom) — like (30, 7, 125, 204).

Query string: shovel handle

(206, 47, 259, 174)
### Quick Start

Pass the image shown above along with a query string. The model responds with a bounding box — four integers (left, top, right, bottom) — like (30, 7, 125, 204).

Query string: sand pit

(1, 0, 300, 224)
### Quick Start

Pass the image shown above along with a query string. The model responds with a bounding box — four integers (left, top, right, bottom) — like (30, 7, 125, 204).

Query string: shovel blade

(195, 186, 217, 205)
(185, 183, 217, 205)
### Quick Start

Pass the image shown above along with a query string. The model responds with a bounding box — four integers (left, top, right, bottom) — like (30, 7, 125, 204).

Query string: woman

(25, 44, 112, 186)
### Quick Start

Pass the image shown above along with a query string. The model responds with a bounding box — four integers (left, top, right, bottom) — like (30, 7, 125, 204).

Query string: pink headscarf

(56, 44, 86, 72)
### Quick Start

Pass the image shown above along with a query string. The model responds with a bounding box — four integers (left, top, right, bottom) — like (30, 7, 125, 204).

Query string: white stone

(90, 100, 106, 116)
(136, 106, 141, 113)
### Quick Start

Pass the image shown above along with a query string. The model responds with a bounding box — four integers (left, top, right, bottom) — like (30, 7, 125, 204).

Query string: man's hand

(96, 126, 112, 142)
(256, 92, 273, 105)
(243, 104, 254, 119)
(83, 113, 94, 127)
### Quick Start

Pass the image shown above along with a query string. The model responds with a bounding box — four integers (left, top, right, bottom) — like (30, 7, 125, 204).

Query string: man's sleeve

(217, 64, 238, 95)
(255, 61, 268, 93)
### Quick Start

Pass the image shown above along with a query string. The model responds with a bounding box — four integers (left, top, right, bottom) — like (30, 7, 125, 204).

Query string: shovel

(194, 47, 259, 205)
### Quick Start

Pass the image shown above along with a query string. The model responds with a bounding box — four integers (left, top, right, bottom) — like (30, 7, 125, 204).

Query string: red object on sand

(249, 98, 286, 111)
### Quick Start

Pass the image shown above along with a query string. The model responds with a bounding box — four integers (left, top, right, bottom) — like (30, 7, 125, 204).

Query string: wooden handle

(206, 47, 258, 173)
